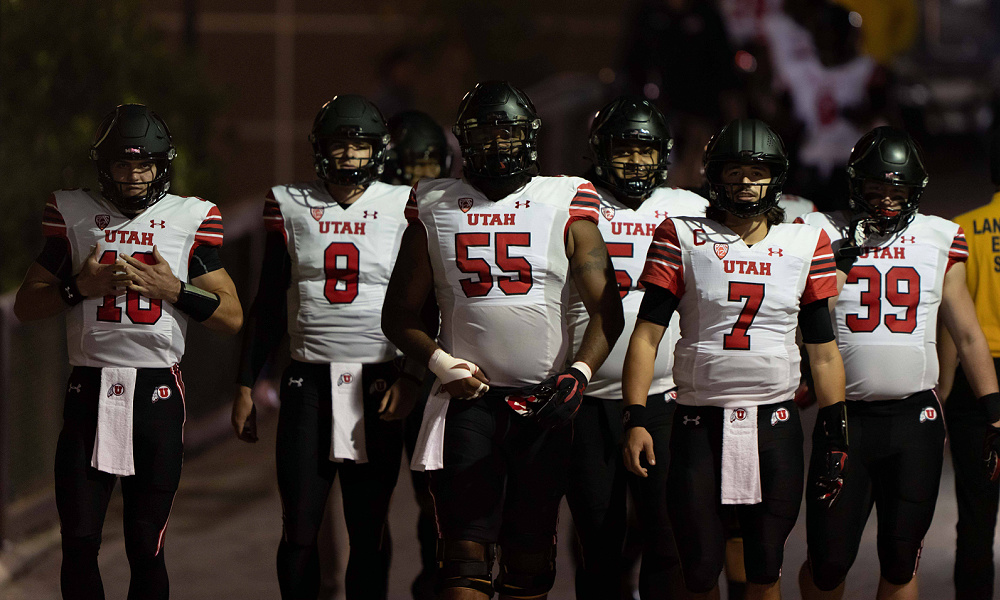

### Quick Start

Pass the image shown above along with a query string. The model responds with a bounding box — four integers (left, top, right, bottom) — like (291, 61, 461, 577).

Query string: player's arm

(621, 285, 675, 478)
(940, 262, 1000, 424)
(232, 230, 291, 440)
(565, 218, 625, 373)
(937, 326, 958, 400)
(382, 221, 489, 399)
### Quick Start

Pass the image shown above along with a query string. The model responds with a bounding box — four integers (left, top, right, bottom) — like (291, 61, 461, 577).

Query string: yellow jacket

(953, 192, 1000, 357)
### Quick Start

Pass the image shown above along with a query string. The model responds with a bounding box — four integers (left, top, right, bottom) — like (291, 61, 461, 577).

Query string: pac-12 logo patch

(458, 198, 474, 213)
(337, 373, 353, 386)
(919, 407, 938, 423)
(771, 408, 789, 426)
(152, 386, 171, 403)
(714, 243, 729, 260)
(95, 214, 111, 229)
(310, 207, 325, 221)
(730, 408, 747, 422)
(107, 383, 126, 398)
(602, 206, 616, 221)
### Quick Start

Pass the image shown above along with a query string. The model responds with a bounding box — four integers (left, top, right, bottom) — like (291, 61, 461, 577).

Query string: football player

(622, 118, 846, 600)
(938, 131, 1000, 600)
(382, 81, 624, 600)
(565, 96, 707, 600)
(381, 108, 451, 600)
(13, 104, 242, 599)
(231, 95, 419, 600)
(797, 127, 1000, 600)
(383, 110, 451, 187)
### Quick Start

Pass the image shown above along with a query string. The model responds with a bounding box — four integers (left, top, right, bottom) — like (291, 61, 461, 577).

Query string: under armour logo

(363, 210, 378, 219)
(515, 200, 530, 209)
(682, 415, 701, 426)
(150, 219, 165, 228)
(768, 247, 783, 257)
(288, 377, 303, 387)
(68, 384, 81, 393)
(63, 285, 75, 299)
(654, 211, 669, 219)
(899, 236, 916, 244)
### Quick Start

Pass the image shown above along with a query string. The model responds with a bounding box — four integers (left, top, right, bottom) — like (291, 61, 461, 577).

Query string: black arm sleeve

(189, 244, 224, 279)
(636, 283, 679, 327)
(35, 237, 72, 280)
(236, 231, 292, 387)
(798, 298, 836, 344)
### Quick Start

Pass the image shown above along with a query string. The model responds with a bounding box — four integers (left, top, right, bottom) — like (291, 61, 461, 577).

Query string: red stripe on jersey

(639, 219, 685, 297)
(194, 206, 224, 247)
(41, 194, 68, 239)
(568, 182, 601, 224)
(404, 185, 421, 224)
(793, 217, 805, 224)
(262, 191, 287, 242)
(947, 227, 969, 272)
(802, 230, 838, 304)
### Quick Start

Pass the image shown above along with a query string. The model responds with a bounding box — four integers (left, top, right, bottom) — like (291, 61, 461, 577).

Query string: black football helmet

(453, 81, 540, 179)
(846, 126, 928, 236)
(309, 95, 390, 186)
(704, 119, 789, 218)
(590, 96, 673, 200)
(90, 104, 176, 216)
(383, 110, 450, 186)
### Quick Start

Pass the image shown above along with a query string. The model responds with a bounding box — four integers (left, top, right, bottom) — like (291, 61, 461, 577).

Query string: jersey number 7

(724, 281, 765, 350)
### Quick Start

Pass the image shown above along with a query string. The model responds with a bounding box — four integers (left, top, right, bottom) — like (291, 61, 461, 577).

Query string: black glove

(504, 367, 587, 429)
(238, 404, 258, 443)
(811, 402, 849, 508)
(985, 426, 1000, 482)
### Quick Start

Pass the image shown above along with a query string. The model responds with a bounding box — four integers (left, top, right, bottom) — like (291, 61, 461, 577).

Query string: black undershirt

(237, 231, 291, 387)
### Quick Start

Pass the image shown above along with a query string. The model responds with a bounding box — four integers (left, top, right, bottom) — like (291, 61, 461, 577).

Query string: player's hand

(231, 385, 258, 443)
(983, 426, 1000, 482)
(528, 368, 587, 429)
(121, 246, 182, 302)
(810, 402, 849, 508)
(76, 244, 130, 298)
(379, 377, 420, 421)
(793, 381, 817, 410)
(428, 349, 490, 400)
(623, 426, 655, 478)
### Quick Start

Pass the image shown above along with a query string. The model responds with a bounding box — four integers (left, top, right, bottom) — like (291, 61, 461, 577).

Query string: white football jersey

(408, 176, 601, 387)
(567, 185, 709, 399)
(43, 189, 223, 368)
(779, 194, 818, 223)
(640, 217, 838, 408)
(802, 211, 968, 401)
(266, 180, 409, 364)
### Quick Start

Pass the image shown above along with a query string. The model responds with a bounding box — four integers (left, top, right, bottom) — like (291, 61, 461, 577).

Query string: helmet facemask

(311, 131, 389, 187)
(706, 158, 787, 219)
(848, 175, 922, 237)
(454, 117, 539, 179)
(594, 135, 671, 200)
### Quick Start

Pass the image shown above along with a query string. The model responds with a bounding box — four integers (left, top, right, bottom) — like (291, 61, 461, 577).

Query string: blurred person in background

(231, 95, 419, 600)
(620, 0, 745, 191)
(567, 96, 708, 600)
(380, 108, 451, 600)
(938, 130, 1000, 600)
(383, 80, 624, 600)
(798, 126, 1000, 600)
(13, 103, 242, 599)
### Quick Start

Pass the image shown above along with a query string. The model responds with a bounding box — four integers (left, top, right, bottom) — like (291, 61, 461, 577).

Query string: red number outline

(606, 242, 634, 298)
(723, 281, 765, 350)
(323, 242, 360, 304)
(455, 232, 535, 298)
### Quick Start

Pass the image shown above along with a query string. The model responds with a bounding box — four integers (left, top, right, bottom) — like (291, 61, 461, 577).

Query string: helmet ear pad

(310, 95, 390, 187)
(589, 95, 673, 200)
(91, 104, 176, 215)
(453, 81, 541, 180)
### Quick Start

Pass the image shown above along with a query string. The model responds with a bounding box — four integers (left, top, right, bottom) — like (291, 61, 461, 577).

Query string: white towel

(329, 363, 367, 463)
(92, 367, 138, 476)
(411, 382, 450, 472)
(721, 406, 762, 504)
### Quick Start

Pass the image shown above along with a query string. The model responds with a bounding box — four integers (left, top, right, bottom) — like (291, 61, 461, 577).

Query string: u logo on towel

(107, 383, 125, 398)
(730, 408, 748, 422)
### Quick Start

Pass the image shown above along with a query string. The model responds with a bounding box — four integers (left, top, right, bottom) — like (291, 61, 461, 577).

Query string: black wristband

(982, 392, 1000, 424)
(174, 282, 220, 322)
(622, 404, 647, 430)
(58, 276, 86, 306)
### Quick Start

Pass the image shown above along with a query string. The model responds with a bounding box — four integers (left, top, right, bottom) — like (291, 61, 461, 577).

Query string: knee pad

(808, 555, 850, 592)
(495, 542, 557, 598)
(879, 545, 919, 586)
(124, 522, 167, 561)
(436, 539, 496, 597)
(62, 532, 102, 560)
(683, 562, 724, 595)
